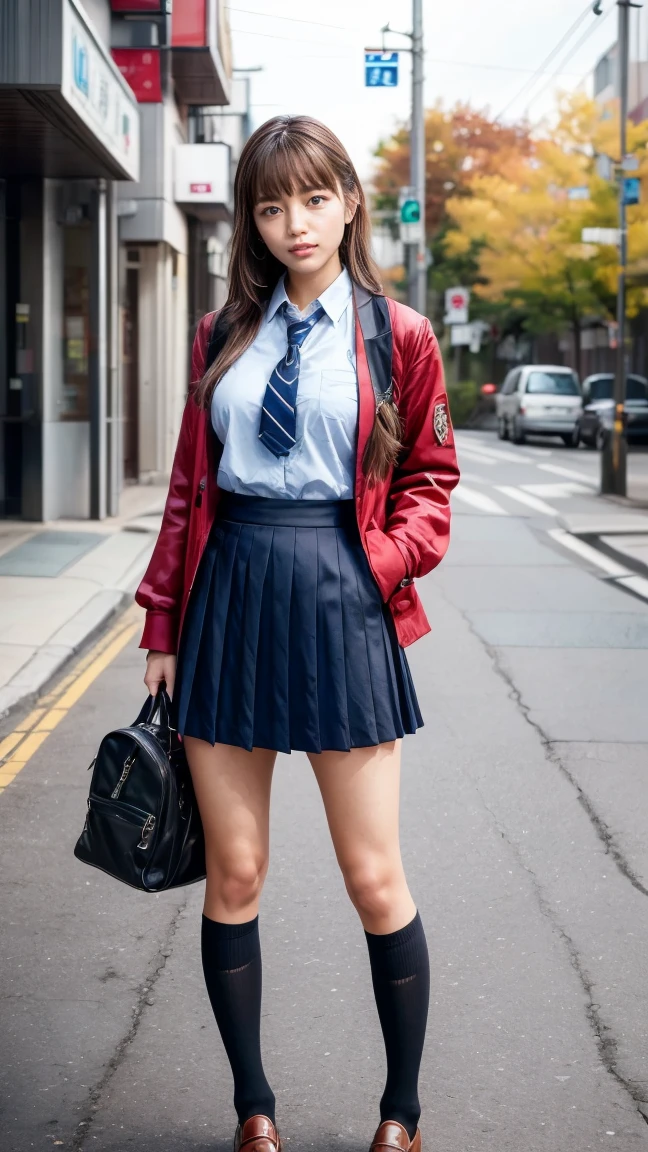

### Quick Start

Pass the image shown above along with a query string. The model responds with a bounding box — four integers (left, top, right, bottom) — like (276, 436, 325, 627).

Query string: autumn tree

(445, 91, 648, 377)
(372, 103, 532, 304)
(373, 102, 532, 233)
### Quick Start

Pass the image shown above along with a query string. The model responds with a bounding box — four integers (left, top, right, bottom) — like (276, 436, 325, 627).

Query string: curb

(0, 534, 155, 725)
(0, 590, 131, 724)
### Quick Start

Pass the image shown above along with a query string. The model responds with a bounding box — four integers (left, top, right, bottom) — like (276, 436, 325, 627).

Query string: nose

(286, 204, 308, 236)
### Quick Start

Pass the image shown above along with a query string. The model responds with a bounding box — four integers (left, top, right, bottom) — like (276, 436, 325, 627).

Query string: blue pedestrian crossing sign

(623, 177, 641, 206)
(365, 51, 399, 87)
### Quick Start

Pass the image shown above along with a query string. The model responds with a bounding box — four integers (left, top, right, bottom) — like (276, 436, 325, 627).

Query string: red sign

(111, 49, 162, 103)
(451, 293, 467, 309)
(172, 0, 208, 47)
(111, 0, 166, 10)
(190, 183, 213, 194)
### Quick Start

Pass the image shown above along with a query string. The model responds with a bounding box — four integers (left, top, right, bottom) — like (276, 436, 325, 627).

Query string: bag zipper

(87, 795, 157, 850)
(111, 749, 138, 799)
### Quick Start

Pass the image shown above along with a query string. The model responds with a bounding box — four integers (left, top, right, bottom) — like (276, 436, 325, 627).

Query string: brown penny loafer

(369, 1120, 421, 1152)
(233, 1114, 282, 1152)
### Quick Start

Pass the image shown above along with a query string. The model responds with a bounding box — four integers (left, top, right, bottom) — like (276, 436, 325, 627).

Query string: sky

(225, 0, 631, 182)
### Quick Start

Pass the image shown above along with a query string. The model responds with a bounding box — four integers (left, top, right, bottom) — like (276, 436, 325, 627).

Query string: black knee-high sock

(201, 913, 276, 1126)
(365, 910, 430, 1140)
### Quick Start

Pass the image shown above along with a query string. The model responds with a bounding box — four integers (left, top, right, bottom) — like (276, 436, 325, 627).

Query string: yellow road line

(0, 604, 142, 794)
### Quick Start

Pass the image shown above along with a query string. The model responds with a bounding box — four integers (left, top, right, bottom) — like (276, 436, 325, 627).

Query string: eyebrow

(255, 186, 330, 204)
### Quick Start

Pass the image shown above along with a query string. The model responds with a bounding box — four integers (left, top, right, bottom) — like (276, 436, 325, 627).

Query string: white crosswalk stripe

(538, 463, 598, 487)
(456, 447, 497, 466)
(521, 482, 593, 499)
(616, 574, 648, 601)
(454, 486, 509, 515)
(547, 529, 632, 577)
(458, 443, 533, 465)
(495, 486, 559, 516)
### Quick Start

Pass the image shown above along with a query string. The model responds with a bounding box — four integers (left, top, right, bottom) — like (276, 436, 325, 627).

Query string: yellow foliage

(446, 91, 648, 323)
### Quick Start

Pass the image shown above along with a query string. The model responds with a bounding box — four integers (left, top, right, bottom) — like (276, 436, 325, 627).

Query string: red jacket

(135, 296, 460, 652)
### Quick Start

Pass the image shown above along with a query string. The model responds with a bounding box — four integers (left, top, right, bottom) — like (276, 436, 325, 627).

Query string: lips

(289, 244, 317, 255)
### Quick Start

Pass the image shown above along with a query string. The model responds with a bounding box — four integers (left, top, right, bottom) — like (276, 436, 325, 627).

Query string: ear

(344, 197, 359, 226)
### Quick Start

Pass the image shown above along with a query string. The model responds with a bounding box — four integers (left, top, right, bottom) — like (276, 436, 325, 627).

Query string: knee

(342, 858, 401, 921)
(207, 848, 268, 914)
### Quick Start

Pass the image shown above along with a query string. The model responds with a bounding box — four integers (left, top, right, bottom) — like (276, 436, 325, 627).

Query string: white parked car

(496, 365, 583, 446)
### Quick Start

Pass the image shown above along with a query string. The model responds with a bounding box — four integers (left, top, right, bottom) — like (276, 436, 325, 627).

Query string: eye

(260, 205, 280, 216)
(309, 195, 327, 206)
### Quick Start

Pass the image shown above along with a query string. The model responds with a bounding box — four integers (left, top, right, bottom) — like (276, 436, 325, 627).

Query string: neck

(284, 251, 343, 312)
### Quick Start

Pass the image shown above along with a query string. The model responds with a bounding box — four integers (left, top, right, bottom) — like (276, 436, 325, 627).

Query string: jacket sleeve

(384, 316, 460, 581)
(134, 314, 213, 652)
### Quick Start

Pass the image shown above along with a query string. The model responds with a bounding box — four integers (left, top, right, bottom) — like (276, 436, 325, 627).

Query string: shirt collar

(265, 266, 353, 328)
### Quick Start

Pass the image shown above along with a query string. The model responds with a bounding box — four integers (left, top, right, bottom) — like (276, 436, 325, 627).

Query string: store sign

(61, 0, 140, 181)
(112, 48, 162, 102)
(175, 143, 230, 205)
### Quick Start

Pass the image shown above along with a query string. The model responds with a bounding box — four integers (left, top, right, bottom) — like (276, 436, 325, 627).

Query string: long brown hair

(195, 115, 402, 483)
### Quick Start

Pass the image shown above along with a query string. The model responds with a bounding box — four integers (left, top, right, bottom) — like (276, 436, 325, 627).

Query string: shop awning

(0, 0, 140, 181)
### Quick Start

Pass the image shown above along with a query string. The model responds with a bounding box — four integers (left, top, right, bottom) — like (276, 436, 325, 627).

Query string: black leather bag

(74, 689, 206, 892)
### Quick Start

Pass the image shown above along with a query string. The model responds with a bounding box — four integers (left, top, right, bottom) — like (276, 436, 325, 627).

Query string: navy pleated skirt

(172, 492, 423, 754)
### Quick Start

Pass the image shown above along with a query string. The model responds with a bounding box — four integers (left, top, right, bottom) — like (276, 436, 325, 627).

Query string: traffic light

(400, 199, 420, 224)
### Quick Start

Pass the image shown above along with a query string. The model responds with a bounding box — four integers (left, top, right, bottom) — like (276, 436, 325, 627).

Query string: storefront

(0, 0, 140, 519)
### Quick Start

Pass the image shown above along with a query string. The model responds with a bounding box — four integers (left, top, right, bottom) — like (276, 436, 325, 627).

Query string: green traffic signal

(400, 199, 420, 224)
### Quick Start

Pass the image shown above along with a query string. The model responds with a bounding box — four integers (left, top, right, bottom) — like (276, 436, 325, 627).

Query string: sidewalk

(0, 485, 165, 719)
(559, 501, 648, 603)
(555, 451, 648, 582)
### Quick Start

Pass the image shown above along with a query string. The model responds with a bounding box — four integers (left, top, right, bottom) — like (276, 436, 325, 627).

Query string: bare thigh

(184, 737, 277, 924)
(307, 740, 417, 935)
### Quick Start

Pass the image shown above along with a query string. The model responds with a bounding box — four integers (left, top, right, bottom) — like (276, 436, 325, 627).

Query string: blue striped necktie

(258, 302, 326, 457)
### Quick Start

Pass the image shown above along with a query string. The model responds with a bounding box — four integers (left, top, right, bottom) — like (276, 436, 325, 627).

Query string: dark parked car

(578, 373, 648, 449)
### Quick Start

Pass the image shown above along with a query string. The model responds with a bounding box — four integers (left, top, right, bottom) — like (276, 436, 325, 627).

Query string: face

(253, 181, 357, 275)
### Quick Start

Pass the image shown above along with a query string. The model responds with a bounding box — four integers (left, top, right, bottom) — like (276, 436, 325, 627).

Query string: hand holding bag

(74, 688, 206, 892)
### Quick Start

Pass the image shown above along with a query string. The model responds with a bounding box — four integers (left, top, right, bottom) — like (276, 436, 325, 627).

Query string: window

(61, 224, 91, 421)
(628, 376, 648, 401)
(587, 376, 648, 402)
(525, 371, 579, 396)
(501, 369, 520, 395)
(587, 376, 613, 402)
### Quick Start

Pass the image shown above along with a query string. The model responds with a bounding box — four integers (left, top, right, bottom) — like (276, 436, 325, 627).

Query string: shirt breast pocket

(314, 369, 358, 440)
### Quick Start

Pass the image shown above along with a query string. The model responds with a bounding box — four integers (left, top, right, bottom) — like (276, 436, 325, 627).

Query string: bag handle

(134, 686, 172, 731)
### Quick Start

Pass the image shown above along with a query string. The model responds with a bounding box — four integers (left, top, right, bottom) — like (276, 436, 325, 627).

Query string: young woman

(136, 115, 459, 1152)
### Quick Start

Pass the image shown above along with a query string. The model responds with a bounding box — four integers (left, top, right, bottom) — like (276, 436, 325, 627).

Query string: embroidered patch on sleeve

(433, 402, 449, 445)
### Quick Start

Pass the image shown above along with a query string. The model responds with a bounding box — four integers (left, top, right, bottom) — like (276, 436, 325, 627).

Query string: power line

(426, 57, 581, 77)
(225, 6, 345, 29)
(525, 3, 614, 114)
(230, 28, 582, 77)
(230, 26, 345, 46)
(496, 1, 595, 121)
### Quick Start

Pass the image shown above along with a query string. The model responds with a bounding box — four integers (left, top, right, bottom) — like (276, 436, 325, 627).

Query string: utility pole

(379, 2, 426, 314)
(596, 0, 642, 495)
(410, 0, 426, 315)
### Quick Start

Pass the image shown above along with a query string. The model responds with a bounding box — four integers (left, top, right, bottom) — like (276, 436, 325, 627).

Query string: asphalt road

(2, 430, 648, 1152)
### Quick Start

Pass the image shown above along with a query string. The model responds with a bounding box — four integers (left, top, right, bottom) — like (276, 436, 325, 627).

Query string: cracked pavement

(2, 443, 648, 1150)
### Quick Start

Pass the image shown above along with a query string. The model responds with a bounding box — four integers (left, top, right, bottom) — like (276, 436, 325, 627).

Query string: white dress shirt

(211, 266, 357, 499)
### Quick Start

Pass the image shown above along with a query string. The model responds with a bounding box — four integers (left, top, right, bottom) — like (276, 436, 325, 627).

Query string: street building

(0, 0, 245, 521)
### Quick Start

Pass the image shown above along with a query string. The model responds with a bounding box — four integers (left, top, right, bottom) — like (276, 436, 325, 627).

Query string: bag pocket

(75, 796, 157, 887)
